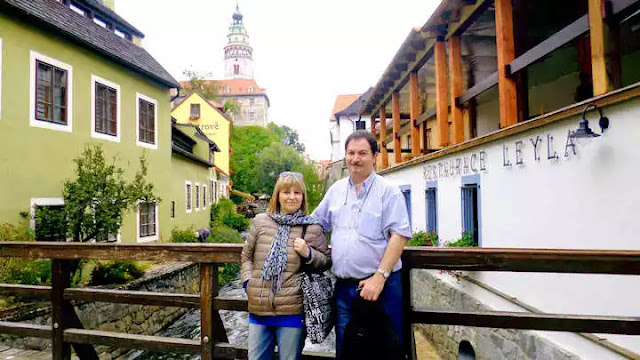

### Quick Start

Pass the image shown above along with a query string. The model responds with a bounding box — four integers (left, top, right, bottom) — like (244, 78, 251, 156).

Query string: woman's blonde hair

(267, 174, 308, 214)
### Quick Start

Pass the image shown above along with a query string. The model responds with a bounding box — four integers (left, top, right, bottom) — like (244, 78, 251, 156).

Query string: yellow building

(171, 91, 232, 198)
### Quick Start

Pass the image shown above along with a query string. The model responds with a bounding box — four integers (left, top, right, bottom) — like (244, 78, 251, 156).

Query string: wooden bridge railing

(0, 242, 639, 360)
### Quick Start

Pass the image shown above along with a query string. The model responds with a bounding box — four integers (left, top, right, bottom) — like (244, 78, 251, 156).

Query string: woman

(241, 171, 330, 360)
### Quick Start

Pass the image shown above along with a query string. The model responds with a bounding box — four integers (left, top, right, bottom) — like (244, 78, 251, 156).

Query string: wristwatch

(376, 268, 390, 279)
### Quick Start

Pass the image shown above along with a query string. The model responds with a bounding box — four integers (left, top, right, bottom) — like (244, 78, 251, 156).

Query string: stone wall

(0, 262, 199, 359)
(411, 269, 580, 360)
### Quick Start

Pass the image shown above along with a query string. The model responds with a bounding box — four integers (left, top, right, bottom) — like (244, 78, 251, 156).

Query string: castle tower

(223, 4, 254, 79)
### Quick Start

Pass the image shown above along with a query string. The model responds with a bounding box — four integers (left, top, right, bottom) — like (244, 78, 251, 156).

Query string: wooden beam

(589, 0, 610, 95)
(457, 72, 498, 106)
(392, 92, 402, 163)
(448, 36, 464, 144)
(409, 72, 421, 157)
(495, 0, 518, 128)
(64, 288, 200, 308)
(380, 109, 389, 168)
(411, 308, 640, 335)
(0, 321, 50, 338)
(63, 328, 201, 354)
(434, 39, 449, 147)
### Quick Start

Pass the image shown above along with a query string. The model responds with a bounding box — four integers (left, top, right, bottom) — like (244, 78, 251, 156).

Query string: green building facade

(0, 0, 215, 242)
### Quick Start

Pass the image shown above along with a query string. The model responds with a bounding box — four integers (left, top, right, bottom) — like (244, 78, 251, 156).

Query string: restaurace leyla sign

(423, 130, 578, 181)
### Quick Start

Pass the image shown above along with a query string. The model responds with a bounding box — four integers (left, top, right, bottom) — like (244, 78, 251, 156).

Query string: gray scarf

(261, 211, 320, 301)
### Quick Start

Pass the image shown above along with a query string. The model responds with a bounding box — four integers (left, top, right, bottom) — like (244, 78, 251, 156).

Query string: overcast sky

(116, 0, 439, 160)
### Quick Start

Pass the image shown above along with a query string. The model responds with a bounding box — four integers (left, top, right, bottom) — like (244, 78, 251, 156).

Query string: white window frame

(210, 178, 215, 205)
(202, 184, 207, 209)
(29, 51, 73, 132)
(136, 92, 158, 149)
(137, 201, 159, 243)
(186, 180, 192, 213)
(91, 75, 121, 142)
(195, 183, 200, 211)
(0, 38, 3, 121)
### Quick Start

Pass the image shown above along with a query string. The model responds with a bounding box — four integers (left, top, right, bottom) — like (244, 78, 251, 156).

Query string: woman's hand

(293, 238, 311, 258)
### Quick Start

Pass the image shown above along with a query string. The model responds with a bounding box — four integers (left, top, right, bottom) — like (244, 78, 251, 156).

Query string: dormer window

(248, 86, 254, 93)
(224, 86, 231, 94)
(93, 17, 107, 28)
(114, 29, 126, 39)
(69, 3, 85, 16)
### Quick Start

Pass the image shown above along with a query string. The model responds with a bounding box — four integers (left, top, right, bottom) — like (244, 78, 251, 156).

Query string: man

(312, 130, 411, 358)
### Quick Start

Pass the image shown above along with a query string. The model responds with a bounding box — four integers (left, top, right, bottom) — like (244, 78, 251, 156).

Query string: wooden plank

(401, 247, 640, 275)
(494, 0, 518, 128)
(51, 260, 71, 360)
(457, 72, 498, 105)
(379, 109, 389, 168)
(214, 296, 248, 312)
(64, 288, 200, 308)
(434, 39, 449, 147)
(0, 284, 50, 298)
(0, 242, 243, 263)
(0, 321, 50, 338)
(507, 15, 589, 76)
(448, 35, 464, 144)
(446, 0, 491, 39)
(63, 328, 200, 354)
(213, 342, 334, 359)
(411, 308, 640, 335)
(392, 92, 402, 163)
(590, 0, 609, 95)
(409, 72, 421, 156)
(200, 264, 214, 360)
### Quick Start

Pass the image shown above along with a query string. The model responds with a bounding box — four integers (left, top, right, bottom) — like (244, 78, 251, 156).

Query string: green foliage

(222, 213, 250, 232)
(90, 261, 145, 286)
(219, 263, 240, 287)
(63, 144, 159, 242)
(34, 206, 66, 241)
(223, 100, 240, 116)
(446, 231, 477, 247)
(9, 260, 52, 285)
(207, 225, 243, 244)
(182, 69, 217, 100)
(230, 125, 281, 194)
(268, 123, 306, 153)
(171, 227, 197, 243)
(0, 222, 34, 242)
(0, 222, 39, 290)
(408, 231, 438, 247)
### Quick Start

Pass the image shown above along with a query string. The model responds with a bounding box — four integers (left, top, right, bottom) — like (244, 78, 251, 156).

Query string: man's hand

(358, 273, 386, 301)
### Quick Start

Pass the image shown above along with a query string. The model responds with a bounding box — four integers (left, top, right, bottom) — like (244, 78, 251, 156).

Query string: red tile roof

(180, 79, 266, 96)
(330, 94, 361, 121)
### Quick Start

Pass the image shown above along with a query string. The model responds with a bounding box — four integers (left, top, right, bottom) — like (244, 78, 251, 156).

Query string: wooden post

(200, 264, 215, 360)
(589, 0, 610, 95)
(51, 260, 71, 360)
(402, 266, 417, 360)
(370, 116, 376, 137)
(448, 36, 465, 144)
(494, 0, 518, 128)
(434, 39, 449, 147)
(420, 122, 427, 154)
(409, 72, 421, 157)
(392, 92, 402, 163)
(380, 109, 389, 168)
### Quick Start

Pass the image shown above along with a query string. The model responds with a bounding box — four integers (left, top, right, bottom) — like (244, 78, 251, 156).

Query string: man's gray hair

(344, 130, 379, 154)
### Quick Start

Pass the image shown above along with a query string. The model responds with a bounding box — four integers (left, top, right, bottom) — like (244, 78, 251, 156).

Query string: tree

(63, 144, 159, 242)
(268, 123, 306, 153)
(182, 69, 218, 100)
(230, 125, 280, 194)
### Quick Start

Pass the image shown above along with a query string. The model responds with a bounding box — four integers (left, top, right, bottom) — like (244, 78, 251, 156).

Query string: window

(190, 103, 200, 120)
(114, 28, 126, 39)
(214, 180, 218, 203)
(234, 64, 240, 75)
(248, 86, 254, 93)
(195, 183, 200, 210)
(136, 93, 157, 149)
(30, 51, 73, 132)
(138, 201, 158, 242)
(69, 3, 85, 16)
(461, 176, 480, 246)
(202, 186, 207, 209)
(224, 86, 231, 94)
(186, 181, 192, 213)
(93, 17, 107, 28)
(400, 185, 412, 228)
(425, 183, 437, 234)
(249, 111, 256, 122)
(171, 201, 175, 219)
(91, 75, 120, 141)
(30, 198, 65, 242)
(249, 98, 255, 107)
(210, 179, 215, 204)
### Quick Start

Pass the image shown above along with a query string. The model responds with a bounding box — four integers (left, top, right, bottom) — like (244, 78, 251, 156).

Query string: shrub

(171, 227, 197, 243)
(207, 225, 243, 244)
(90, 261, 145, 285)
(222, 213, 250, 232)
(210, 197, 235, 225)
(9, 259, 52, 285)
(446, 231, 476, 247)
(408, 231, 438, 247)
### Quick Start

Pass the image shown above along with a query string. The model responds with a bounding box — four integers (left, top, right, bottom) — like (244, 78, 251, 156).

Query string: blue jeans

(335, 271, 403, 358)
(248, 323, 305, 360)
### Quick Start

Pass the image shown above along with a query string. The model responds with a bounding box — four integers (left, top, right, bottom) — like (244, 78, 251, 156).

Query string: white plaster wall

(381, 97, 640, 357)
